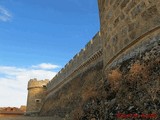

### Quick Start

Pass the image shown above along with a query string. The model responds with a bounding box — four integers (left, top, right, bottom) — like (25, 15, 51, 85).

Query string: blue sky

(0, 0, 99, 107)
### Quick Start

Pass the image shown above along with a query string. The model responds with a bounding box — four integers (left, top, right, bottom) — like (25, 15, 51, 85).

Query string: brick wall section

(98, 0, 160, 70)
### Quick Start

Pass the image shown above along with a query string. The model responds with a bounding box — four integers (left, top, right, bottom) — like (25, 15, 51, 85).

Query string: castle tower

(26, 78, 49, 116)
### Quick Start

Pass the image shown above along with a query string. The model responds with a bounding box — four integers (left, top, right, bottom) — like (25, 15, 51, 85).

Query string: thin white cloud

(0, 6, 12, 22)
(32, 63, 60, 70)
(0, 63, 59, 107)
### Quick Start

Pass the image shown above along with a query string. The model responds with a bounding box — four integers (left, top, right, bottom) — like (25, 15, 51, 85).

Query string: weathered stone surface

(40, 61, 103, 119)
(26, 0, 160, 119)
(26, 79, 49, 116)
(120, 0, 129, 9)
(141, 5, 159, 21)
(79, 40, 160, 119)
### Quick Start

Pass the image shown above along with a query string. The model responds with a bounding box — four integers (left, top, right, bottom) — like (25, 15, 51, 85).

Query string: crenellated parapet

(47, 32, 102, 91)
(30, 0, 160, 118)
(26, 0, 160, 118)
(26, 78, 49, 116)
(28, 78, 49, 90)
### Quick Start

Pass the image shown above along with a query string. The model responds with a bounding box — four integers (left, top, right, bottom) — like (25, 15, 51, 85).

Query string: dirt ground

(0, 116, 63, 120)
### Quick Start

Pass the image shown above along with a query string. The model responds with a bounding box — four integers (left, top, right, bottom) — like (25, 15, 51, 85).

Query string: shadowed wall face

(40, 60, 103, 118)
(38, 31, 103, 119)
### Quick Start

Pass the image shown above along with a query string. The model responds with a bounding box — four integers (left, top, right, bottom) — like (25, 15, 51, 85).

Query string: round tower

(26, 78, 49, 116)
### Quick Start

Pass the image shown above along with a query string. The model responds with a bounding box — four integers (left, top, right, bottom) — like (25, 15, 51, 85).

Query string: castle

(0, 106, 26, 117)
(26, 0, 160, 119)
(26, 78, 49, 115)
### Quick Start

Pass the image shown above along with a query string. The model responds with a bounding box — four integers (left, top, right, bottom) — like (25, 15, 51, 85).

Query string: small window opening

(35, 99, 41, 103)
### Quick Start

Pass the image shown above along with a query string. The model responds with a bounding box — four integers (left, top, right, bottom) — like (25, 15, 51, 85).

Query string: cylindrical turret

(26, 78, 49, 116)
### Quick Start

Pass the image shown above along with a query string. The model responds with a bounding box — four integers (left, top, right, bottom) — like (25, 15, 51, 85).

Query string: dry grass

(108, 69, 122, 81)
(81, 88, 98, 102)
(107, 69, 122, 91)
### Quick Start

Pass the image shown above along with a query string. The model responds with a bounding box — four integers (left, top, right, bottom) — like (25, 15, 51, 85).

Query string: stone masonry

(26, 78, 49, 116)
(26, 0, 160, 119)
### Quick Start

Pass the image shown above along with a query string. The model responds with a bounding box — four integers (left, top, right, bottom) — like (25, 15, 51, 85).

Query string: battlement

(27, 0, 160, 118)
(47, 32, 102, 90)
(28, 78, 49, 90)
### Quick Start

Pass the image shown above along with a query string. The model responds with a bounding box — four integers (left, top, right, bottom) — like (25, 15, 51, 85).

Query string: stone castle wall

(98, 0, 160, 69)
(28, 79, 49, 89)
(47, 32, 102, 92)
(39, 32, 103, 117)
(26, 79, 49, 115)
(26, 0, 160, 119)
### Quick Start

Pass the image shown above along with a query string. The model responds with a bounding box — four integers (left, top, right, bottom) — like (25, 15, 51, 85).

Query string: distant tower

(26, 78, 49, 116)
